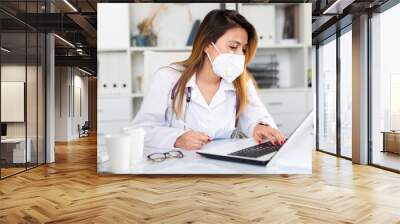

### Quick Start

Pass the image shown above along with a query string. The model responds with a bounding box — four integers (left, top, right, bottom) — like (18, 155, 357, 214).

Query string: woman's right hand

(174, 130, 211, 150)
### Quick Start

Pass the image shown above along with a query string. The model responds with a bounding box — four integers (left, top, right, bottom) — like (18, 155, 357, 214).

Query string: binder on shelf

(186, 20, 201, 46)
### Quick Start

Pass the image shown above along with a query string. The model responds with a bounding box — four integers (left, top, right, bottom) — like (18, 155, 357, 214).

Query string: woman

(132, 9, 285, 150)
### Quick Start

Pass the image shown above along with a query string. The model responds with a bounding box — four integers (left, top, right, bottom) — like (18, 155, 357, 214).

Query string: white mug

(121, 127, 145, 166)
(105, 134, 131, 173)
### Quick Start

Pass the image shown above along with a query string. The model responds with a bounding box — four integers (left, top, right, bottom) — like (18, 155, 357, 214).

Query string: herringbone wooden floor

(1, 135, 400, 224)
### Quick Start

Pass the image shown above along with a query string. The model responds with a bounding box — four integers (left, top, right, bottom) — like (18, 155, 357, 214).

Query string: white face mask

(206, 42, 245, 82)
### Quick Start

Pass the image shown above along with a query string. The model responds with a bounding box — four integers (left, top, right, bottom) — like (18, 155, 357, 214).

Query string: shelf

(99, 93, 144, 99)
(257, 43, 306, 49)
(98, 48, 128, 53)
(257, 87, 312, 93)
(130, 46, 192, 52)
(129, 44, 306, 53)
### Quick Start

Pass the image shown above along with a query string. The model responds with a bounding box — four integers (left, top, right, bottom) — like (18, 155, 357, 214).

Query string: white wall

(55, 67, 89, 141)
(1, 65, 39, 138)
(1, 65, 26, 136)
(71, 74, 89, 138)
(1, 82, 25, 122)
(55, 66, 70, 141)
(1, 63, 46, 163)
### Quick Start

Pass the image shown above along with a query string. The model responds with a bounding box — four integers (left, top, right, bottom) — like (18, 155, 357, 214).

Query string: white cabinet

(240, 4, 275, 46)
(97, 4, 130, 50)
(98, 51, 131, 96)
(258, 88, 313, 135)
(98, 97, 133, 122)
(273, 113, 308, 135)
(259, 89, 312, 113)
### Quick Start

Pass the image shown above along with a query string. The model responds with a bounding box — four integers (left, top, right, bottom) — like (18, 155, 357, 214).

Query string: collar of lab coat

(185, 73, 236, 91)
(185, 73, 236, 110)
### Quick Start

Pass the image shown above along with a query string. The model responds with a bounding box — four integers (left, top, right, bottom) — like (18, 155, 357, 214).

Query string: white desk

(1, 138, 31, 163)
(97, 130, 313, 174)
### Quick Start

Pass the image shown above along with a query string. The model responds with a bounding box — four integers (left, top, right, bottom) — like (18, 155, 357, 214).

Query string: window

(317, 37, 337, 155)
(317, 25, 353, 159)
(390, 74, 400, 130)
(370, 2, 400, 171)
(340, 28, 352, 158)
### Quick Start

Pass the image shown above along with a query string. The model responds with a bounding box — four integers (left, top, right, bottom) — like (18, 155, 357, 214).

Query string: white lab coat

(132, 65, 277, 149)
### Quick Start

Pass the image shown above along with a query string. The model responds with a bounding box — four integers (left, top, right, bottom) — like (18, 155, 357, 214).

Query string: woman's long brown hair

(170, 9, 258, 118)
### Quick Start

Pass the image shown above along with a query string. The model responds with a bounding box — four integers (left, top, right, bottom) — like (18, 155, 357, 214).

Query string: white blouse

(132, 65, 277, 149)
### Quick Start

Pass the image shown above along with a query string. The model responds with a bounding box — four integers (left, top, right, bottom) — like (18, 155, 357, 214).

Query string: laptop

(196, 111, 314, 166)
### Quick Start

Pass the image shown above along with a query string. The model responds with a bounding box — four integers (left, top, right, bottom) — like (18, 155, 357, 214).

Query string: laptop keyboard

(228, 141, 285, 158)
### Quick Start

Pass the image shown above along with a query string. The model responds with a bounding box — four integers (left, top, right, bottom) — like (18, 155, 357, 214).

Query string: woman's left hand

(253, 124, 285, 145)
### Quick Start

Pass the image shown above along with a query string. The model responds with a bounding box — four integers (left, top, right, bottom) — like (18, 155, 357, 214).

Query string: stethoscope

(167, 80, 242, 138)
(169, 81, 192, 130)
